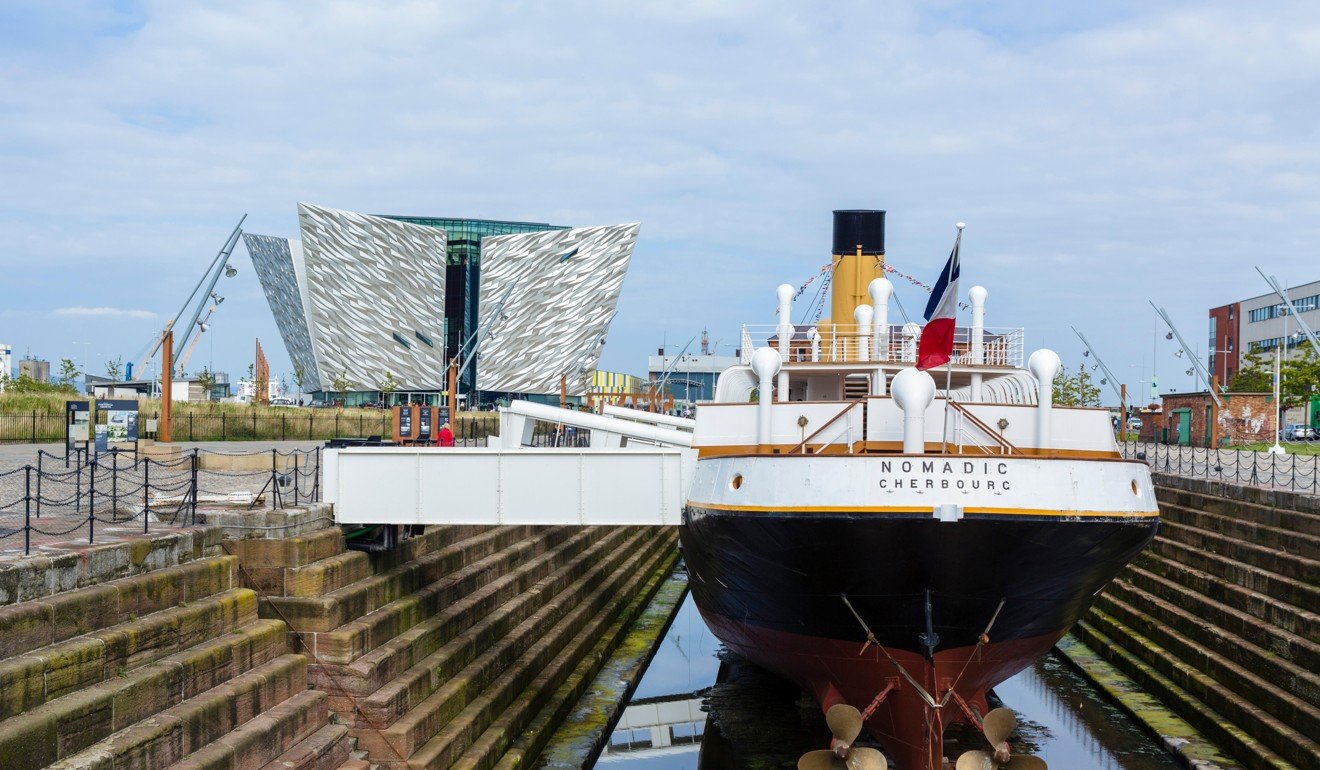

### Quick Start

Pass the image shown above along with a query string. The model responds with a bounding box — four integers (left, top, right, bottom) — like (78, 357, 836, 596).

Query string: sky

(2, 0, 1318, 403)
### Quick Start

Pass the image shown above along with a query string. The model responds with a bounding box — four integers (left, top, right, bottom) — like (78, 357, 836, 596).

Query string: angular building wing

(475, 223, 640, 394)
(243, 234, 321, 392)
(296, 203, 449, 391)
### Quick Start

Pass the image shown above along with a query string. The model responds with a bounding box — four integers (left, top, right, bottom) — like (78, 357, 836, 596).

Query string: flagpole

(940, 223, 965, 454)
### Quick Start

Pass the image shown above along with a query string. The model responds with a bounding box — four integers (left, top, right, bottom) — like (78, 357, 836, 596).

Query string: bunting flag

(916, 232, 962, 371)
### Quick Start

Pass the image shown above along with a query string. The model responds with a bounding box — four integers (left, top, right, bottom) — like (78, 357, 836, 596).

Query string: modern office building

(1210, 278, 1320, 384)
(246, 203, 638, 406)
(647, 349, 743, 405)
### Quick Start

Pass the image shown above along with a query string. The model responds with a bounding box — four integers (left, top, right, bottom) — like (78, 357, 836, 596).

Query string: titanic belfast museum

(243, 203, 639, 406)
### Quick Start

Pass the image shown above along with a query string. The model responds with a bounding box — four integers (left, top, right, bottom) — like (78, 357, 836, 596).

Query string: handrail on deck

(792, 401, 860, 455)
(947, 400, 1018, 454)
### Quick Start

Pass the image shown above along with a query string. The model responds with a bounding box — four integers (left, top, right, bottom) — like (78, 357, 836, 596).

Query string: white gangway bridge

(323, 401, 696, 527)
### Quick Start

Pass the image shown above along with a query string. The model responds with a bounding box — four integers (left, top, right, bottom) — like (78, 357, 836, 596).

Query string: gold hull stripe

(688, 502, 1159, 519)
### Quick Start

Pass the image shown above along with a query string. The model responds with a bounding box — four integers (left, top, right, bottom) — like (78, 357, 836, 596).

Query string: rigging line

(940, 597, 1007, 705)
(841, 593, 939, 709)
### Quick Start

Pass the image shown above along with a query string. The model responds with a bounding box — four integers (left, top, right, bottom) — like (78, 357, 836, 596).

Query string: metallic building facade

(243, 234, 321, 392)
(248, 204, 635, 400)
(296, 203, 449, 391)
(475, 223, 640, 395)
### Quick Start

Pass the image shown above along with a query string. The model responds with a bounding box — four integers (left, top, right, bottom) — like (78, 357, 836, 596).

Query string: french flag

(917, 229, 962, 371)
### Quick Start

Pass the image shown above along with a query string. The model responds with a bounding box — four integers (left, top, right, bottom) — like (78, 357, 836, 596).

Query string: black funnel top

(832, 210, 886, 255)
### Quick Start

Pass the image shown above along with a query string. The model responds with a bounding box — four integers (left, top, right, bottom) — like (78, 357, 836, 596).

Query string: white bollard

(854, 304, 873, 363)
(869, 277, 893, 361)
(969, 285, 987, 401)
(892, 367, 936, 454)
(751, 347, 783, 446)
(1028, 349, 1062, 451)
(776, 284, 794, 402)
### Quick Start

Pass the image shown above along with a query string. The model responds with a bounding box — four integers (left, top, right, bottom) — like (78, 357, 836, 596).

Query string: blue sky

(2, 1, 1317, 400)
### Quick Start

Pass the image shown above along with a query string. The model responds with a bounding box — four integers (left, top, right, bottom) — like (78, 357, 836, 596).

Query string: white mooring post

(892, 367, 936, 454)
(854, 304, 873, 363)
(776, 284, 794, 402)
(751, 347, 783, 447)
(1028, 349, 1062, 450)
(869, 277, 893, 362)
(969, 285, 987, 401)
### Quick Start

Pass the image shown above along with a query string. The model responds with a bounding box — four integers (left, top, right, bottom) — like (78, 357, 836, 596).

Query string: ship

(679, 210, 1160, 770)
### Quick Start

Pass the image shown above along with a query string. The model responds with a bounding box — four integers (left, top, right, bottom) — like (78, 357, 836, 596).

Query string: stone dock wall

(0, 505, 679, 770)
(1074, 474, 1319, 770)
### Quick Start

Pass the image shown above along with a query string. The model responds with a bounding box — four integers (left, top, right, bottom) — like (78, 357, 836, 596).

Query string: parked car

(270, 397, 296, 407)
(1126, 417, 1143, 431)
(1282, 424, 1317, 441)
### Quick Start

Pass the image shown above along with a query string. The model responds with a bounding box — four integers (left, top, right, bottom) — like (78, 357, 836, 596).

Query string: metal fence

(0, 447, 322, 556)
(1124, 441, 1320, 493)
(0, 411, 505, 444)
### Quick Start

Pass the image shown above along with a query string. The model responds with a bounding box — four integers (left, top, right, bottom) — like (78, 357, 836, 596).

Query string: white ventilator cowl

(891, 367, 936, 454)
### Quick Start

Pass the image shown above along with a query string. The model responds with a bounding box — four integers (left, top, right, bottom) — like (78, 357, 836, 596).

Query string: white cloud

(52, 307, 158, 319)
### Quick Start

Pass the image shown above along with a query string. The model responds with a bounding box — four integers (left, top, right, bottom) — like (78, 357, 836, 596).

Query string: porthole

(730, 474, 744, 491)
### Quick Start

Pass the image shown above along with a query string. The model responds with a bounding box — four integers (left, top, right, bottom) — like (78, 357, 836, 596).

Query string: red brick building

(1207, 302, 1240, 385)
(1160, 391, 1275, 446)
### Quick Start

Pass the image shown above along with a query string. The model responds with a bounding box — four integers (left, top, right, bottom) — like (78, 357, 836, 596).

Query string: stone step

(247, 550, 373, 598)
(1155, 483, 1320, 537)
(1103, 578, 1320, 712)
(0, 553, 239, 661)
(173, 690, 331, 770)
(264, 528, 518, 633)
(407, 530, 675, 769)
(1158, 500, 1320, 562)
(267, 723, 353, 770)
(0, 585, 261, 721)
(229, 527, 347, 570)
(1073, 616, 1296, 770)
(1124, 563, 1320, 671)
(1146, 536, 1319, 613)
(1157, 519, 1319, 586)
(1136, 550, 1319, 645)
(310, 527, 601, 697)
(44, 652, 310, 770)
(0, 617, 290, 770)
(0, 527, 224, 607)
(1086, 599, 1319, 768)
(368, 526, 493, 575)
(453, 538, 679, 770)
(261, 723, 352, 770)
(364, 530, 660, 766)
(351, 527, 641, 730)
(306, 527, 579, 665)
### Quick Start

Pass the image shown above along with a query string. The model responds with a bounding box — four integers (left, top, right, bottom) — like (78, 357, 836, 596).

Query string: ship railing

(948, 401, 1017, 455)
(739, 324, 1024, 367)
(791, 401, 862, 455)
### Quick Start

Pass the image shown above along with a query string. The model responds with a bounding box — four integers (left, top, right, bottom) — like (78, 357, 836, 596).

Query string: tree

(105, 356, 123, 381)
(1281, 340, 1320, 410)
(330, 369, 356, 399)
(377, 371, 398, 402)
(194, 367, 216, 402)
(1228, 351, 1273, 392)
(1053, 362, 1101, 407)
(292, 363, 306, 396)
(58, 358, 82, 390)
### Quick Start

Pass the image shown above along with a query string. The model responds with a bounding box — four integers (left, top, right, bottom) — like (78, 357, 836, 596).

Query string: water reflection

(604, 592, 1181, 769)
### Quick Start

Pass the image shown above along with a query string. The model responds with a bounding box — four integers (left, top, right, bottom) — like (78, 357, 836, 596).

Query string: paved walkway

(0, 441, 323, 557)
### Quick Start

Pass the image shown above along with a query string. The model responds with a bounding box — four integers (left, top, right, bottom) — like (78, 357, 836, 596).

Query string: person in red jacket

(437, 422, 455, 447)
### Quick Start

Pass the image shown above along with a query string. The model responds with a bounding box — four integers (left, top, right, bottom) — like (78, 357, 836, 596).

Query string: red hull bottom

(703, 611, 1062, 770)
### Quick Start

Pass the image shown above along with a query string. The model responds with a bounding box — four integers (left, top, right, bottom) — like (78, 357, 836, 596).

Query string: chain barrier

(0, 446, 323, 555)
(1125, 441, 1319, 494)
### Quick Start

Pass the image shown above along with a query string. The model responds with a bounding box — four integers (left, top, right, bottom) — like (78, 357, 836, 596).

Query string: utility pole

(160, 331, 173, 443)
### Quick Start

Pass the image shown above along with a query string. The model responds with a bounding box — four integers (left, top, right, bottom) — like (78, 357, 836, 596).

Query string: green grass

(0, 394, 499, 443)
(1227, 441, 1320, 455)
